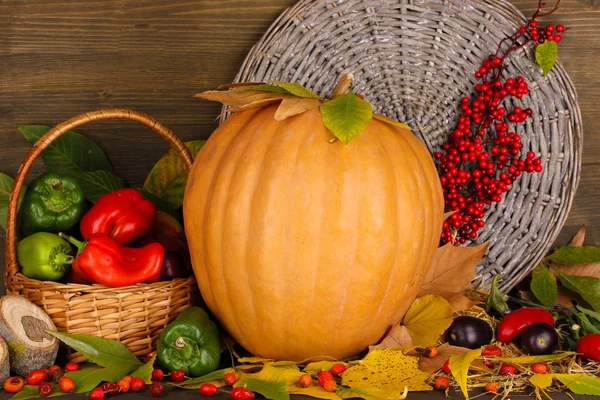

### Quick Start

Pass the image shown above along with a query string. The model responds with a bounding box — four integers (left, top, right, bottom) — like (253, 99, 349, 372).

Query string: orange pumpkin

(183, 101, 443, 360)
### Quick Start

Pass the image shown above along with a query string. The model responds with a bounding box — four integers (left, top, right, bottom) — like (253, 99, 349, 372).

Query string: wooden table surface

(0, 0, 599, 293)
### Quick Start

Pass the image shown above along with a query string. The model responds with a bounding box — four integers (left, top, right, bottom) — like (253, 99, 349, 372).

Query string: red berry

(224, 372, 237, 386)
(532, 363, 548, 374)
(38, 382, 54, 397)
(230, 387, 254, 400)
(170, 369, 185, 382)
(423, 346, 439, 358)
(58, 376, 76, 393)
(531, 21, 538, 28)
(117, 377, 131, 393)
(101, 382, 119, 396)
(330, 363, 347, 376)
(483, 360, 493, 368)
(298, 374, 312, 388)
(152, 368, 164, 382)
(200, 383, 218, 396)
(485, 382, 498, 393)
(65, 362, 81, 372)
(149, 383, 164, 397)
(40, 368, 53, 382)
(555, 35, 562, 43)
(434, 376, 449, 391)
(556, 24, 565, 33)
(317, 371, 334, 387)
(4, 376, 25, 393)
(499, 363, 518, 375)
(90, 387, 106, 400)
(26, 370, 47, 386)
(130, 377, 145, 392)
(442, 359, 451, 374)
(323, 380, 338, 393)
(482, 345, 503, 357)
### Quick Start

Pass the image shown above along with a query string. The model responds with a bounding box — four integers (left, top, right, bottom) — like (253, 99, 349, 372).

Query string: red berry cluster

(521, 21, 565, 43)
(436, 0, 563, 245)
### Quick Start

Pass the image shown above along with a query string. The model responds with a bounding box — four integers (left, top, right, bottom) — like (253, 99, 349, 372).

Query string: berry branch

(436, 0, 564, 245)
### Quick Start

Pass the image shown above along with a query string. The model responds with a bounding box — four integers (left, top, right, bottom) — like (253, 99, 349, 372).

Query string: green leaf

(337, 386, 407, 400)
(449, 348, 481, 399)
(573, 311, 600, 335)
(19, 126, 113, 175)
(46, 330, 142, 370)
(575, 305, 600, 323)
(77, 170, 125, 203)
(556, 271, 600, 311)
(131, 354, 156, 384)
(11, 384, 65, 400)
(547, 246, 600, 264)
(320, 91, 373, 145)
(0, 173, 26, 231)
(268, 80, 321, 99)
(241, 85, 292, 94)
(143, 140, 205, 209)
(495, 352, 576, 365)
(535, 40, 558, 76)
(484, 275, 509, 314)
(139, 189, 182, 222)
(175, 369, 229, 389)
(553, 373, 600, 396)
(234, 364, 292, 400)
(66, 365, 132, 393)
(530, 264, 558, 305)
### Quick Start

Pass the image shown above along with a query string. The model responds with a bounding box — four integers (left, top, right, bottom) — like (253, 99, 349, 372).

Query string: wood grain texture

(0, 1, 598, 294)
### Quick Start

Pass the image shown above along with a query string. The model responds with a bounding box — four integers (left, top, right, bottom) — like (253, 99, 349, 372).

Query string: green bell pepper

(157, 307, 221, 376)
(17, 232, 74, 281)
(20, 172, 85, 237)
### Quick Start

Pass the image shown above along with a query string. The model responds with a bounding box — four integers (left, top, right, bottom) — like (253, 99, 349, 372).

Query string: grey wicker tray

(227, 0, 582, 292)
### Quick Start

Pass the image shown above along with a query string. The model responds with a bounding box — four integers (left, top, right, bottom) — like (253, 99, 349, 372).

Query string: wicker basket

(4, 109, 200, 362)
(230, 0, 583, 292)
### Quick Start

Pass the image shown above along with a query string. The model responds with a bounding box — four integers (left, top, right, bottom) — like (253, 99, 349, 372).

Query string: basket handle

(4, 109, 194, 283)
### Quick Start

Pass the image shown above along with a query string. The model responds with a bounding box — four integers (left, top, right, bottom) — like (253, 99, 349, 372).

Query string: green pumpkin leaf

(449, 348, 482, 399)
(553, 373, 600, 396)
(320, 91, 373, 145)
(268, 80, 321, 99)
(535, 40, 558, 76)
(547, 246, 600, 264)
(530, 264, 558, 305)
(174, 369, 229, 389)
(66, 365, 133, 393)
(19, 126, 113, 175)
(77, 170, 125, 203)
(556, 271, 600, 312)
(484, 275, 509, 314)
(336, 386, 407, 400)
(234, 364, 293, 400)
(0, 173, 26, 231)
(143, 140, 205, 209)
(131, 354, 156, 384)
(46, 330, 142, 370)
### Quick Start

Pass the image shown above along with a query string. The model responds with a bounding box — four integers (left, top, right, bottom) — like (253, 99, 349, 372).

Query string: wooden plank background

(0, 0, 598, 294)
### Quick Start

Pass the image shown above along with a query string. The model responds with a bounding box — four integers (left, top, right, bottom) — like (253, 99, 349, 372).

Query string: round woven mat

(230, 0, 582, 292)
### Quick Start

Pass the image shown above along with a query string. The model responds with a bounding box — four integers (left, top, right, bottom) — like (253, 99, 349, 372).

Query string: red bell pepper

(80, 188, 156, 245)
(496, 308, 555, 343)
(60, 233, 163, 286)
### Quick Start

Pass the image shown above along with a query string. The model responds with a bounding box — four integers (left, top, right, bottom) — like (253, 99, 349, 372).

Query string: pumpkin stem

(330, 73, 354, 99)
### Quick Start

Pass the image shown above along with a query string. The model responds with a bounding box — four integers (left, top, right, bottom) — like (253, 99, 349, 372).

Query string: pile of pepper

(16, 173, 193, 286)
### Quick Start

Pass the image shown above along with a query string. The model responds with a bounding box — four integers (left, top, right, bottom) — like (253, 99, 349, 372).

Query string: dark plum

(445, 316, 493, 349)
(521, 322, 558, 355)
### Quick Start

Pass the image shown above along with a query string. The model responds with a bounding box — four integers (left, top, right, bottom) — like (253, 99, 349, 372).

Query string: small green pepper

(157, 307, 221, 377)
(17, 232, 74, 281)
(20, 172, 85, 237)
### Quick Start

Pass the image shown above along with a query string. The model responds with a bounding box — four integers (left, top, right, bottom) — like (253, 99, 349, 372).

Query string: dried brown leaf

(418, 343, 492, 374)
(274, 98, 321, 121)
(369, 325, 413, 352)
(570, 226, 587, 247)
(217, 82, 266, 89)
(215, 99, 284, 119)
(419, 242, 490, 312)
(195, 90, 291, 107)
(443, 211, 456, 221)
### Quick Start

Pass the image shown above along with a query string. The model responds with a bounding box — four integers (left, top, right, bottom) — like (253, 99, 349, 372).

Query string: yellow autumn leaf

(530, 374, 554, 389)
(235, 364, 301, 400)
(237, 356, 276, 364)
(495, 352, 577, 365)
(342, 349, 432, 392)
(402, 295, 454, 346)
(449, 348, 482, 399)
(336, 385, 408, 400)
(303, 361, 347, 375)
(289, 383, 342, 400)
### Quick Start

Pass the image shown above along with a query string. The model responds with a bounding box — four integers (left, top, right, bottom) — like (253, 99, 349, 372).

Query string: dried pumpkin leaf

(342, 349, 432, 392)
(419, 242, 490, 312)
(369, 325, 413, 352)
(372, 114, 411, 130)
(195, 90, 291, 107)
(336, 386, 408, 400)
(402, 295, 453, 347)
(449, 348, 482, 399)
(275, 98, 321, 121)
(268, 80, 321, 99)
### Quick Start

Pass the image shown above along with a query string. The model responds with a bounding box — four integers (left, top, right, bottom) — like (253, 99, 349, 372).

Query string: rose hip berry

(49, 365, 63, 375)
(40, 368, 53, 382)
(4, 376, 25, 393)
(483, 360, 493, 368)
(485, 382, 498, 393)
(130, 377, 145, 392)
(442, 359, 451, 374)
(224, 372, 237, 386)
(434, 376, 449, 391)
(65, 362, 81, 372)
(58, 376, 76, 393)
(26, 370, 47, 386)
(424, 346, 438, 358)
(532, 363, 548, 374)
(149, 383, 164, 397)
(170, 369, 185, 382)
(317, 371, 333, 387)
(38, 382, 54, 397)
(330, 363, 347, 376)
(117, 377, 131, 393)
(90, 387, 106, 400)
(200, 383, 218, 396)
(230, 387, 254, 400)
(151, 368, 164, 382)
(323, 380, 338, 393)
(482, 345, 503, 357)
(298, 373, 312, 388)
(499, 363, 518, 375)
